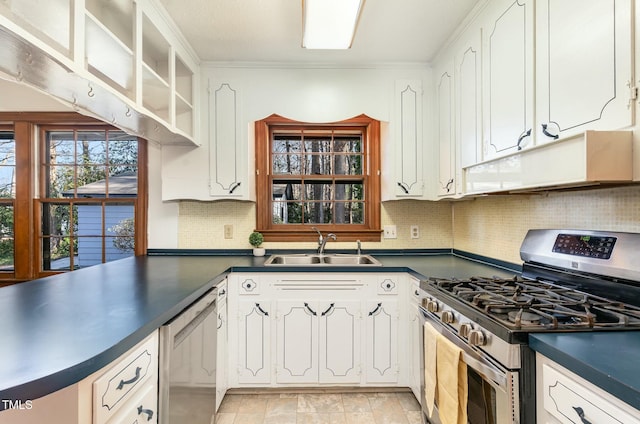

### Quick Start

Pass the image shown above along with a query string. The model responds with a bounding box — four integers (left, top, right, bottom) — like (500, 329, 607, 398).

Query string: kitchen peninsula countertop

(1, 251, 639, 413)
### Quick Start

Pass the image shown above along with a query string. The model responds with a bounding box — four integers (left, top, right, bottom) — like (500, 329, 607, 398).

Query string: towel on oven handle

(424, 322, 438, 416)
(424, 322, 469, 424)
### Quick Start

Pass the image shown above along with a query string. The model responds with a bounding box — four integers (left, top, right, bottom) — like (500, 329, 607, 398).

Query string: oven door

(419, 307, 519, 424)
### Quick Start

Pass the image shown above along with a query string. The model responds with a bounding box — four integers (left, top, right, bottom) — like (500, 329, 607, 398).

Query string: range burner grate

(429, 275, 640, 330)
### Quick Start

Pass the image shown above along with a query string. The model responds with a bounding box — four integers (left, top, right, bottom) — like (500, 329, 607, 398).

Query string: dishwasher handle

(173, 290, 217, 347)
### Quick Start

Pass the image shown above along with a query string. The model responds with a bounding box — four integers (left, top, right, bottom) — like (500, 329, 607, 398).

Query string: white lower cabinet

(364, 300, 399, 384)
(276, 300, 362, 384)
(536, 353, 640, 424)
(237, 299, 272, 384)
(227, 272, 409, 389)
(0, 332, 159, 424)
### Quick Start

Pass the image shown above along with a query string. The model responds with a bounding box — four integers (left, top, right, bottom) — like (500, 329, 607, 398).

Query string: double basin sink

(264, 253, 382, 266)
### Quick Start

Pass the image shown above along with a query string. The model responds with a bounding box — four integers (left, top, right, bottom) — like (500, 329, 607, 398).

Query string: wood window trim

(255, 114, 381, 242)
(0, 113, 148, 284)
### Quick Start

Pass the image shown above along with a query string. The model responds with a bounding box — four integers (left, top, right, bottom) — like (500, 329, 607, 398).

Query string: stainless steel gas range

(418, 229, 640, 424)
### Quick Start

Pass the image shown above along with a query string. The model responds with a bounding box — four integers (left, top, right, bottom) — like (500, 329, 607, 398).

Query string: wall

(452, 185, 640, 264)
(177, 199, 452, 251)
(151, 64, 434, 247)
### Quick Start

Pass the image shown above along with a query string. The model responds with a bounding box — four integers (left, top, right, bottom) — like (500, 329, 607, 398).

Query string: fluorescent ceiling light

(302, 0, 365, 49)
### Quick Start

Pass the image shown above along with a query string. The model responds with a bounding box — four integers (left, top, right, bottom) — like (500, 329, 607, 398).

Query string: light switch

(383, 225, 397, 239)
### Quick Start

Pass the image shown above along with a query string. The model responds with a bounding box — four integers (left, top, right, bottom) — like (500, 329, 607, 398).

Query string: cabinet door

(535, 0, 633, 143)
(216, 297, 228, 411)
(275, 300, 319, 383)
(207, 80, 245, 198)
(364, 300, 399, 383)
(456, 29, 483, 170)
(237, 300, 271, 384)
(409, 305, 422, 401)
(318, 301, 362, 384)
(435, 64, 456, 196)
(393, 80, 424, 197)
(482, 0, 534, 158)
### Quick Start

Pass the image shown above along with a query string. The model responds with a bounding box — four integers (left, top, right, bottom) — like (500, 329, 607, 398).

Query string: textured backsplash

(452, 185, 640, 264)
(177, 185, 640, 264)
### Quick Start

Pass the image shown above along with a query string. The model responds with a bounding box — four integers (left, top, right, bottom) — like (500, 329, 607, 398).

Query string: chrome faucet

(311, 227, 336, 254)
(356, 240, 361, 255)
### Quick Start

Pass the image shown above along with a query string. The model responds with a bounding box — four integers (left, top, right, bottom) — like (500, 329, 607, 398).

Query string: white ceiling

(158, 0, 481, 65)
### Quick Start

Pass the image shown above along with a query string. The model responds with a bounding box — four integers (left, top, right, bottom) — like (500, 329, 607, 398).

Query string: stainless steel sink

(264, 253, 382, 266)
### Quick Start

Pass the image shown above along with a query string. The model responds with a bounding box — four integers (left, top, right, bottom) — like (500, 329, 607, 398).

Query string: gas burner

(508, 310, 542, 326)
(428, 274, 640, 331)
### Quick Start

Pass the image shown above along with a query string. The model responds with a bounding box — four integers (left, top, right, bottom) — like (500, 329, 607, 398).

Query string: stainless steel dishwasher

(159, 287, 217, 424)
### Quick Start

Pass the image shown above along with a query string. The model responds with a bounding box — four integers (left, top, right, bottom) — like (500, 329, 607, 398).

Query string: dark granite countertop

(1, 251, 638, 413)
(530, 332, 640, 411)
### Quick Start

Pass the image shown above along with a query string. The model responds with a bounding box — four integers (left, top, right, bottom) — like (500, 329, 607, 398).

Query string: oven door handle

(421, 307, 509, 391)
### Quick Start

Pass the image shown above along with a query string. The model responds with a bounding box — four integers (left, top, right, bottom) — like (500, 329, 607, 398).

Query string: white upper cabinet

(482, 0, 535, 159)
(0, 0, 72, 56)
(392, 80, 425, 197)
(535, 0, 633, 142)
(431, 0, 636, 195)
(84, 0, 135, 99)
(435, 61, 456, 197)
(456, 30, 483, 171)
(0, 0, 199, 145)
(207, 79, 246, 198)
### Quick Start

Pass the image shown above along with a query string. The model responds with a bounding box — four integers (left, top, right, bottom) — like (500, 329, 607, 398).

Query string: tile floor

(216, 391, 423, 424)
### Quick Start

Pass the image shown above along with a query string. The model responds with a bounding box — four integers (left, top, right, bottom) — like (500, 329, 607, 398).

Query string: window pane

(334, 155, 362, 175)
(304, 154, 331, 175)
(273, 137, 301, 153)
(272, 154, 302, 174)
(107, 169, 138, 197)
(48, 134, 76, 164)
(273, 201, 303, 224)
(42, 203, 74, 237)
(334, 137, 362, 153)
(335, 183, 364, 201)
(76, 131, 107, 165)
(303, 182, 332, 201)
(76, 165, 107, 194)
(74, 203, 104, 268)
(47, 165, 75, 197)
(0, 204, 14, 271)
(304, 137, 331, 153)
(0, 133, 16, 198)
(108, 135, 138, 166)
(43, 236, 74, 271)
(105, 204, 135, 239)
(336, 202, 364, 224)
(272, 182, 302, 201)
(304, 202, 332, 224)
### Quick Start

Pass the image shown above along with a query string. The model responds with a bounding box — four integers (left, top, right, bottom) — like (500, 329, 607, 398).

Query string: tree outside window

(255, 115, 381, 242)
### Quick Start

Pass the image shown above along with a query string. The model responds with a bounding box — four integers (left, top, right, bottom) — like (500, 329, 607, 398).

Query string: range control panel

(552, 233, 617, 259)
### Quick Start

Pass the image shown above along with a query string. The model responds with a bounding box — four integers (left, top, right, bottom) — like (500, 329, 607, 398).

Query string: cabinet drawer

(94, 332, 159, 424)
(106, 382, 157, 424)
(542, 363, 640, 424)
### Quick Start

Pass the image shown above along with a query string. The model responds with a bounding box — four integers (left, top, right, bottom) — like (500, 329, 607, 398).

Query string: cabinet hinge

(627, 81, 638, 108)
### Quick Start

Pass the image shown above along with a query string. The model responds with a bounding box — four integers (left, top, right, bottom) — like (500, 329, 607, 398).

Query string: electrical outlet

(224, 224, 233, 239)
(410, 225, 420, 239)
(383, 225, 397, 239)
